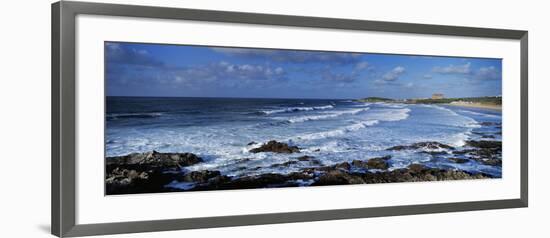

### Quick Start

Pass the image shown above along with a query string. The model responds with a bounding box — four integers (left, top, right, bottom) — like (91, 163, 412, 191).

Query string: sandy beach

(446, 102, 502, 111)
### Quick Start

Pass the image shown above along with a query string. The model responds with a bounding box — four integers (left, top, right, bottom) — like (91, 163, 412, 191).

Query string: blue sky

(106, 42, 502, 99)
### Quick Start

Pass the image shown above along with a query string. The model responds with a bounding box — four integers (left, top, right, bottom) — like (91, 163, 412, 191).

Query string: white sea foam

(286, 114, 339, 123)
(379, 108, 411, 121)
(366, 107, 411, 122)
(291, 106, 412, 141)
(282, 108, 369, 123)
(293, 120, 380, 141)
(260, 105, 334, 115)
(423, 104, 480, 128)
(458, 109, 501, 119)
(447, 131, 472, 147)
(378, 102, 406, 108)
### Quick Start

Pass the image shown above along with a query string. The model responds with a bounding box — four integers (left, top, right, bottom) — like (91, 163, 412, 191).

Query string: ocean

(106, 96, 502, 179)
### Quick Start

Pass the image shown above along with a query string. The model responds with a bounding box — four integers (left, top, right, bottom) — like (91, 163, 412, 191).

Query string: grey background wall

(0, 0, 546, 237)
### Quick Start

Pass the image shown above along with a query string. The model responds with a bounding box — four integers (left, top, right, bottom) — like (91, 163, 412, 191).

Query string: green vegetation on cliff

(355, 96, 501, 105)
(356, 97, 394, 102)
(412, 96, 501, 105)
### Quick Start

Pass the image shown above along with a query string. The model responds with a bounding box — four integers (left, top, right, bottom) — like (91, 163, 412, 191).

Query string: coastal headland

(356, 96, 502, 110)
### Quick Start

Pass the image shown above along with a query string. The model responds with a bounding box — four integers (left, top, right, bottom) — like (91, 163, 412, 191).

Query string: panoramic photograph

(105, 42, 502, 195)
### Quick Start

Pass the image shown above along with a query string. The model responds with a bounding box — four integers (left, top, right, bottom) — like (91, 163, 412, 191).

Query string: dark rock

(386, 145, 408, 151)
(435, 170, 488, 180)
(453, 149, 476, 155)
(170, 164, 494, 192)
(247, 141, 257, 146)
(311, 162, 352, 172)
(217, 173, 290, 189)
(314, 169, 365, 185)
(105, 151, 204, 194)
(296, 155, 315, 161)
(362, 167, 490, 183)
(287, 171, 315, 180)
(294, 156, 322, 165)
(236, 166, 262, 171)
(312, 163, 491, 186)
(386, 141, 454, 151)
(414, 142, 454, 150)
(107, 147, 497, 194)
(351, 159, 369, 169)
(249, 140, 300, 153)
(379, 155, 392, 160)
(448, 158, 470, 164)
(479, 122, 501, 126)
(464, 140, 502, 164)
(105, 168, 149, 186)
(365, 157, 389, 170)
(351, 156, 390, 170)
(407, 164, 428, 173)
(482, 135, 496, 139)
(477, 158, 502, 166)
(449, 140, 502, 167)
(362, 169, 417, 183)
(106, 150, 203, 169)
(310, 159, 323, 166)
(180, 170, 221, 183)
(205, 175, 232, 187)
(466, 140, 502, 149)
(333, 162, 351, 171)
(269, 160, 298, 168)
(421, 150, 449, 156)
(105, 168, 176, 195)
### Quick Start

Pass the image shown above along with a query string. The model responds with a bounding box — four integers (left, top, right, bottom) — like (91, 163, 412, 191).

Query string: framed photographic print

(52, 1, 528, 237)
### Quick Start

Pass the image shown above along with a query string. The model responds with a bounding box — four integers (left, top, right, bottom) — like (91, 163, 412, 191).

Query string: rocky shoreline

(106, 140, 501, 195)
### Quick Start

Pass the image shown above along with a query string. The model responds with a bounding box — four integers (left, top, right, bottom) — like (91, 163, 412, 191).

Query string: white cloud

(431, 62, 500, 81)
(432, 62, 471, 74)
(105, 42, 121, 50)
(182, 61, 286, 83)
(354, 61, 370, 71)
(211, 47, 362, 64)
(475, 66, 500, 80)
(382, 66, 405, 81)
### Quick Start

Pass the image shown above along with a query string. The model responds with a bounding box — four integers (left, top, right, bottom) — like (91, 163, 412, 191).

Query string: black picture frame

(52, 1, 528, 237)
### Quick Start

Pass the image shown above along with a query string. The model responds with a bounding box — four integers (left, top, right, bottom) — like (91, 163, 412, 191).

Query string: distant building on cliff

(432, 93, 444, 99)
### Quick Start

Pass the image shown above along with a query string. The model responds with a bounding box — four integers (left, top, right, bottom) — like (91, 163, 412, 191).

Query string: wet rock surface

(448, 158, 470, 164)
(296, 155, 315, 161)
(105, 151, 203, 194)
(106, 139, 501, 194)
(454, 140, 502, 166)
(186, 155, 493, 192)
(106, 150, 203, 169)
(249, 140, 300, 153)
(386, 141, 455, 151)
(352, 155, 391, 170)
